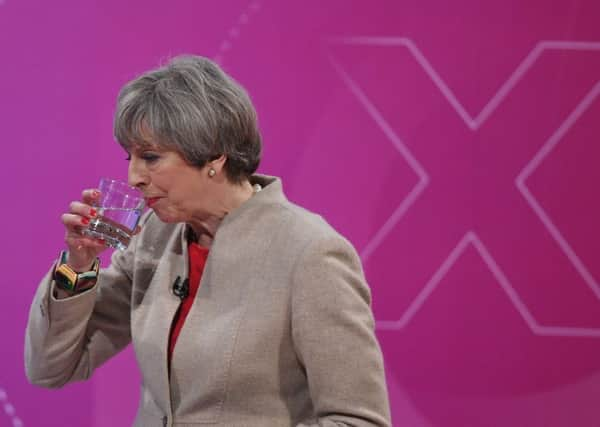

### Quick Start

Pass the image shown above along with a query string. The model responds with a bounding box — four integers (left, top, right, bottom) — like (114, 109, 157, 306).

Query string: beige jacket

(25, 175, 391, 427)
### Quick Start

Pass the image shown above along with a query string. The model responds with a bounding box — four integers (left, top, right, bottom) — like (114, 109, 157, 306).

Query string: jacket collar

(178, 174, 286, 248)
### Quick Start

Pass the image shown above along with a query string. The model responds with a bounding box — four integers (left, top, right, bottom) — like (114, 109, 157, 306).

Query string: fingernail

(90, 208, 97, 217)
(98, 239, 106, 245)
(92, 190, 100, 198)
(81, 217, 90, 225)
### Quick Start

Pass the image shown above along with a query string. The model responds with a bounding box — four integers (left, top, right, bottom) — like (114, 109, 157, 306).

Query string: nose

(128, 156, 149, 190)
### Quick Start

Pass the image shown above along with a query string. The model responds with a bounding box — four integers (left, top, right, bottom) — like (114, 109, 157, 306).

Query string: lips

(146, 197, 161, 208)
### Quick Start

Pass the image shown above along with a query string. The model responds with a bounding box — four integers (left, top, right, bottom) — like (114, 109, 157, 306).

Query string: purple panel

(2, 1, 600, 426)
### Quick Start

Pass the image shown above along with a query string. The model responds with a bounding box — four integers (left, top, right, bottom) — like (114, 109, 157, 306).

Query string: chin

(153, 209, 179, 224)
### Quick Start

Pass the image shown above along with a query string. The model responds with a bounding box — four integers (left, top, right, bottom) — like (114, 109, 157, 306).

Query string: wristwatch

(53, 250, 100, 293)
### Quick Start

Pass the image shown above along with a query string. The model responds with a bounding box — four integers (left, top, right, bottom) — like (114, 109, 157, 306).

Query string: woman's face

(126, 143, 216, 224)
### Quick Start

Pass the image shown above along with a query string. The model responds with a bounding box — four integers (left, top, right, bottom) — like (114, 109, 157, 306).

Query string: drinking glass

(82, 178, 145, 251)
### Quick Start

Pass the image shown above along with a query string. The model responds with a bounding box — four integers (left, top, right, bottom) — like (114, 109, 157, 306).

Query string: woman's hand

(61, 189, 107, 272)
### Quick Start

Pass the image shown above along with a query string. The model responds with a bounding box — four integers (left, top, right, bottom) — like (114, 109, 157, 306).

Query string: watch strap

(53, 251, 100, 293)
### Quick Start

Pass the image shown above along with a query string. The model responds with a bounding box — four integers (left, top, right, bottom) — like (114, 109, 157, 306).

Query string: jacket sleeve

(24, 245, 135, 388)
(291, 235, 391, 427)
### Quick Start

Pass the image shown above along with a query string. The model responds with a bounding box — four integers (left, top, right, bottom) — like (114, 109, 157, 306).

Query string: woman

(25, 55, 391, 427)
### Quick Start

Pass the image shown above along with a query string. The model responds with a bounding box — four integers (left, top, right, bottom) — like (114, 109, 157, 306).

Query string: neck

(188, 179, 255, 247)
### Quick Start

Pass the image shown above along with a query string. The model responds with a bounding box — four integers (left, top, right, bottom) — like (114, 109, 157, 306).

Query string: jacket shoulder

(263, 199, 355, 254)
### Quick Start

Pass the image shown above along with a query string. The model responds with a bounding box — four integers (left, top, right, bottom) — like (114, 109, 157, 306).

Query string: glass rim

(98, 176, 144, 199)
(99, 177, 140, 192)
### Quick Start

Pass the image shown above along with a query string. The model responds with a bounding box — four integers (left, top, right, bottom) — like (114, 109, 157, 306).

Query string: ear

(209, 155, 227, 173)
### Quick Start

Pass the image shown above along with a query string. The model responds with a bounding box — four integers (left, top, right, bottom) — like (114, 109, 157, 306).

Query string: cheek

(165, 192, 186, 212)
(160, 198, 188, 222)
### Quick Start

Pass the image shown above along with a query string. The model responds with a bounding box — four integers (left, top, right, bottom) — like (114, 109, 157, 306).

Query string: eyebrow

(129, 140, 162, 152)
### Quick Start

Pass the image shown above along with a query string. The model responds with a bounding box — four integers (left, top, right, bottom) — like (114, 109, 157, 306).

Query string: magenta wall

(2, 1, 600, 426)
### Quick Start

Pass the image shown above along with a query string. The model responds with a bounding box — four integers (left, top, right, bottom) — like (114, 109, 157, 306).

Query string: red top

(168, 242, 209, 361)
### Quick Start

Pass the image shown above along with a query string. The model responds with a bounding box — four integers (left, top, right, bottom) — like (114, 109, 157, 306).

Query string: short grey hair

(114, 55, 261, 183)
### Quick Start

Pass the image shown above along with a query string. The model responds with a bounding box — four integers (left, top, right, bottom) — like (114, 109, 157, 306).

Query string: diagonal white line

(0, 387, 24, 427)
(377, 232, 473, 330)
(330, 36, 477, 128)
(327, 54, 429, 178)
(517, 81, 600, 183)
(214, 1, 261, 65)
(328, 37, 600, 130)
(360, 180, 428, 262)
(473, 232, 600, 337)
(378, 232, 600, 337)
(474, 44, 544, 127)
(471, 232, 540, 328)
(328, 54, 429, 262)
(402, 38, 478, 129)
(516, 81, 600, 300)
(327, 36, 600, 336)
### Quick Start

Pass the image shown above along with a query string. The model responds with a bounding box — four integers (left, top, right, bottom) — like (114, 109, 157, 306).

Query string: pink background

(2, 1, 600, 426)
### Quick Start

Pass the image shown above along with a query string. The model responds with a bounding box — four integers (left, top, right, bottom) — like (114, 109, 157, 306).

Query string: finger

(61, 213, 93, 231)
(86, 236, 107, 247)
(68, 201, 98, 219)
(81, 189, 101, 205)
(65, 231, 106, 252)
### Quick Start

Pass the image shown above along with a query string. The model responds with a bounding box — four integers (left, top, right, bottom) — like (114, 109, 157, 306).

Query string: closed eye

(141, 152, 160, 163)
